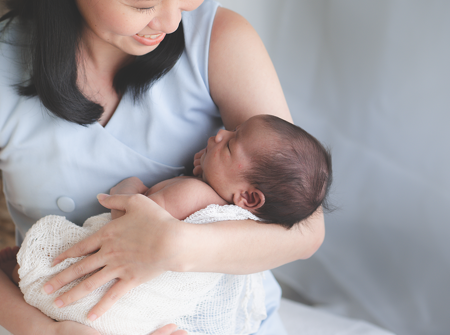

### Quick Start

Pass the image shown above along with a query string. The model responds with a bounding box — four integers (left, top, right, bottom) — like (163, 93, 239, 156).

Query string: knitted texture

(17, 205, 266, 335)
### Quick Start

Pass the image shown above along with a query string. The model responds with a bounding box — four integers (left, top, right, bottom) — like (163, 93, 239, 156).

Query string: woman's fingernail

(43, 284, 54, 294)
(97, 193, 108, 201)
(54, 299, 64, 308)
(52, 259, 61, 267)
(88, 314, 98, 321)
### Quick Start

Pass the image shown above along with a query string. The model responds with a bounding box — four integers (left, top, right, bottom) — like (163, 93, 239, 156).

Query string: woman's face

(75, 0, 204, 56)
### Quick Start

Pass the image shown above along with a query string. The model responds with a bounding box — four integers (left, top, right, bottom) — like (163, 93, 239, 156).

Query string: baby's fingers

(193, 164, 203, 177)
(193, 148, 205, 161)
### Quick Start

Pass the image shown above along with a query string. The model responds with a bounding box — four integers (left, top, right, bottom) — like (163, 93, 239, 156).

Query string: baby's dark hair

(245, 115, 332, 229)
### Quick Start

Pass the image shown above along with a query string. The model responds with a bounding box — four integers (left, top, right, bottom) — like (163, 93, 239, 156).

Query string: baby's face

(198, 115, 276, 203)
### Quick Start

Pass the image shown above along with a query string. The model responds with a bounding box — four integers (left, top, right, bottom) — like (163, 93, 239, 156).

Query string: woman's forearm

(182, 209, 325, 274)
(0, 270, 54, 335)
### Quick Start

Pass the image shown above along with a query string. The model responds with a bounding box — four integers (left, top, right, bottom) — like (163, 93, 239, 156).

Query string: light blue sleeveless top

(0, 1, 286, 333)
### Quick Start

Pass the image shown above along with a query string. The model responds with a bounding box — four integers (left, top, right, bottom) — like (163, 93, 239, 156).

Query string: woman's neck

(78, 26, 134, 78)
(76, 25, 134, 126)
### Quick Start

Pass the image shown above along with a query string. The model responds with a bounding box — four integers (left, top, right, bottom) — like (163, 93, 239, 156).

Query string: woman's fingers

(96, 193, 131, 211)
(49, 266, 115, 309)
(151, 324, 177, 335)
(110, 209, 126, 220)
(98, 193, 175, 222)
(151, 324, 187, 335)
(44, 229, 108, 294)
(51, 231, 102, 266)
(86, 278, 137, 321)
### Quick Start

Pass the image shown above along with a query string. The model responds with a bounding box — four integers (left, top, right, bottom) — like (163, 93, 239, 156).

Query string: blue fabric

(0, 1, 284, 333)
(252, 271, 288, 335)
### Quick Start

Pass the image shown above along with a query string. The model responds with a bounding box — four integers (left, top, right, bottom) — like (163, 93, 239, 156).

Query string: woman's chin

(111, 37, 161, 57)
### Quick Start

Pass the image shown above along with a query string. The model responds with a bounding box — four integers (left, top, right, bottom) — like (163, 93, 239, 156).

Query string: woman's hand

(110, 177, 148, 196)
(42, 194, 189, 321)
(110, 177, 149, 220)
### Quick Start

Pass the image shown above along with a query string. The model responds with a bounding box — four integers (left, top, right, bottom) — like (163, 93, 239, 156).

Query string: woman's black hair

(0, 0, 185, 125)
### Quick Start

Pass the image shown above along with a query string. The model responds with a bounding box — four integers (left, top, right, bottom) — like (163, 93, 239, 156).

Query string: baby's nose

(215, 129, 226, 143)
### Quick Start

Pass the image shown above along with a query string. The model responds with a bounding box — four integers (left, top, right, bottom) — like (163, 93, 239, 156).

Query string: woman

(0, 0, 325, 334)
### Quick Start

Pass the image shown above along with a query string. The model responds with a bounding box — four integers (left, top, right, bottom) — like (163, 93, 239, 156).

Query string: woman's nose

(148, 1, 182, 34)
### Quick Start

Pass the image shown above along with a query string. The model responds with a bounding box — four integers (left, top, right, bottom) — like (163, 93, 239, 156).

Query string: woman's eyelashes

(136, 7, 156, 14)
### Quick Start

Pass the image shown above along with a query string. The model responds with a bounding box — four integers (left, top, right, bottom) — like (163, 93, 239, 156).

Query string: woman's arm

(0, 269, 53, 335)
(0, 268, 103, 335)
(209, 7, 292, 129)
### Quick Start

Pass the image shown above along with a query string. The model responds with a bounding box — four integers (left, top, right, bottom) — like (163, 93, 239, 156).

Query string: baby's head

(199, 114, 332, 229)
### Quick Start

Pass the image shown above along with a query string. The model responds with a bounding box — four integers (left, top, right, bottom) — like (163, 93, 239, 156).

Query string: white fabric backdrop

(219, 1, 450, 335)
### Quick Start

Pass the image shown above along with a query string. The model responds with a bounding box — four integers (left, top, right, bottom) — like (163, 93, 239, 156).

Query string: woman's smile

(132, 32, 166, 46)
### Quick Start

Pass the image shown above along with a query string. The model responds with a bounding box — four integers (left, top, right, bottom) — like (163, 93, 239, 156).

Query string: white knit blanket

(17, 205, 266, 335)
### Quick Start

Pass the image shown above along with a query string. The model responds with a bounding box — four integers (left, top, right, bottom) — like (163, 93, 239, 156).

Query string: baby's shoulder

(169, 176, 219, 195)
(148, 176, 227, 220)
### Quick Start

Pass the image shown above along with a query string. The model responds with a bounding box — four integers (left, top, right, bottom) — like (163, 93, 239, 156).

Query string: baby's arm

(147, 177, 228, 220)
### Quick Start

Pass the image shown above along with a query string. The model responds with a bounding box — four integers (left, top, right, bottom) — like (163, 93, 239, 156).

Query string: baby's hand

(193, 148, 205, 177)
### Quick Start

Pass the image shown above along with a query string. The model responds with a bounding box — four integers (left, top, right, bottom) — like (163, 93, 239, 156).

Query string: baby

(112, 113, 332, 228)
(0, 114, 332, 335)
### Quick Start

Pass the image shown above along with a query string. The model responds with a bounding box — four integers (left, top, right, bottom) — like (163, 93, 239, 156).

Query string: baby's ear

(234, 188, 265, 211)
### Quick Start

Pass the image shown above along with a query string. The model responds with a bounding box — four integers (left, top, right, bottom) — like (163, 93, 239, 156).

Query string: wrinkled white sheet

(220, 1, 450, 334)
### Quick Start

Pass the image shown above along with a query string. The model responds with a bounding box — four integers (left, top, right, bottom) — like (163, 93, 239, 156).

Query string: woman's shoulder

(177, 0, 220, 92)
(182, 0, 220, 28)
(181, 0, 220, 50)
